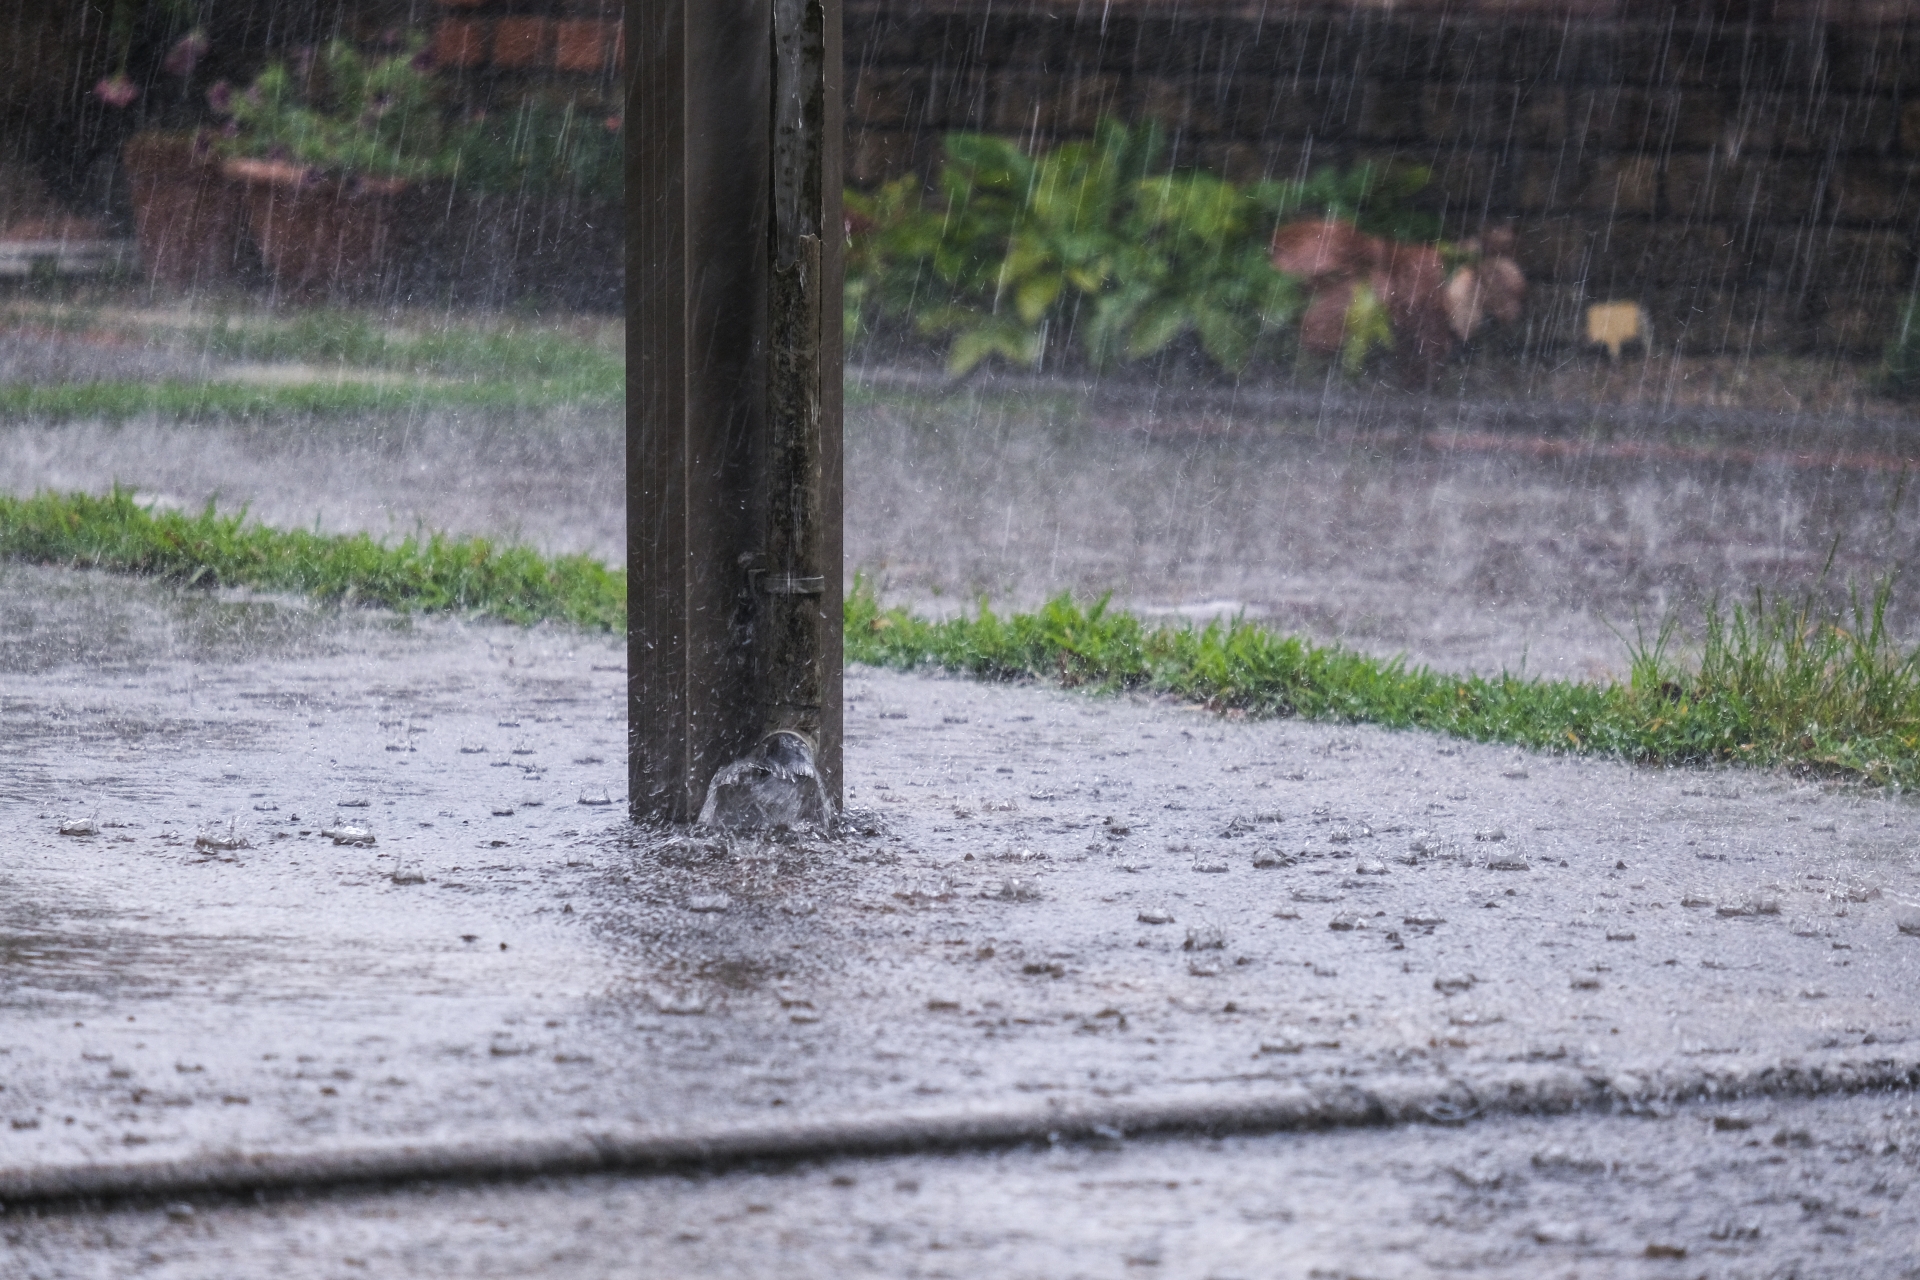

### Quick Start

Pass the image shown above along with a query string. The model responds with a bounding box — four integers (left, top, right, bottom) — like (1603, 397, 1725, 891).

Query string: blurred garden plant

(445, 99, 624, 202)
(1269, 167, 1524, 376)
(1881, 292, 1920, 397)
(213, 39, 450, 183)
(842, 122, 1498, 377)
(205, 39, 620, 197)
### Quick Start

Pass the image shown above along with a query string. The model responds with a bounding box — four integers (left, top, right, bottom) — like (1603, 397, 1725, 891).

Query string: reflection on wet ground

(849, 374, 1920, 677)
(0, 563, 413, 677)
(0, 409, 625, 565)
(0, 326, 206, 386)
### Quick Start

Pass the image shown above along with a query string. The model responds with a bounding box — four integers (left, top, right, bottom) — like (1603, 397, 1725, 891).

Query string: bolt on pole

(628, 0, 843, 825)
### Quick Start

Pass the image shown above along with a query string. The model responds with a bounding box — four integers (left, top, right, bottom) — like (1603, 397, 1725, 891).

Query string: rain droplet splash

(697, 730, 833, 834)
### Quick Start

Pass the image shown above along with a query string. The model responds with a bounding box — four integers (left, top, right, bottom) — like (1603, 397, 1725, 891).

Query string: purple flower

(92, 75, 139, 108)
(409, 47, 436, 74)
(206, 80, 232, 115)
(220, 120, 239, 138)
(162, 29, 210, 78)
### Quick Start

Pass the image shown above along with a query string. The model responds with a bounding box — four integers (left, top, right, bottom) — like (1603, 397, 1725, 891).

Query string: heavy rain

(2, 0, 1918, 1275)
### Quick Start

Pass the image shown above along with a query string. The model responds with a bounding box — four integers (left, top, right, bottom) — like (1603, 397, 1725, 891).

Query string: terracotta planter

(222, 158, 407, 301)
(122, 133, 247, 289)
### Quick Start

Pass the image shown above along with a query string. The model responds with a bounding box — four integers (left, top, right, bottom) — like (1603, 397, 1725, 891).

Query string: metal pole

(628, 0, 842, 825)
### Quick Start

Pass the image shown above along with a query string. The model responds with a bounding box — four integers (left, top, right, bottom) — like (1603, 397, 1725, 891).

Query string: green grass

(847, 580, 1920, 790)
(0, 488, 622, 630)
(6, 487, 1917, 789)
(189, 310, 623, 391)
(0, 376, 614, 421)
(0, 306, 623, 420)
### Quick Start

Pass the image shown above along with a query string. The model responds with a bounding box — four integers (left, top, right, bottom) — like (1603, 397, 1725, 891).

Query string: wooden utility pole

(628, 0, 843, 824)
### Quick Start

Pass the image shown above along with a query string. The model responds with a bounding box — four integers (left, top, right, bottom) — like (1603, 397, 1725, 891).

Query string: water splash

(696, 730, 832, 834)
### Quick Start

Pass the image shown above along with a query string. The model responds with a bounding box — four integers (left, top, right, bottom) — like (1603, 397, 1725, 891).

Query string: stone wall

(846, 0, 1920, 355)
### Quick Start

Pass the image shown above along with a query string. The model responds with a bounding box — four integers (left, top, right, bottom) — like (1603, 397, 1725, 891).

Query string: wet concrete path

(6, 355, 1920, 1270)
(2, 564, 1917, 1273)
(9, 1090, 1919, 1277)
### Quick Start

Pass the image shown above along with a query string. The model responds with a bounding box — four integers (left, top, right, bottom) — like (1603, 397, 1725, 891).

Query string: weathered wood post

(628, 0, 843, 824)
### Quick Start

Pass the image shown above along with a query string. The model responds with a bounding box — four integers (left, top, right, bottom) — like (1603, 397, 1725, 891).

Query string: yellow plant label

(1586, 301, 1647, 358)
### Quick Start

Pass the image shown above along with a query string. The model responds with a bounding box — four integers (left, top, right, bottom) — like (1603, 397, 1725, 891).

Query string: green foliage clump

(1880, 293, 1920, 397)
(1283, 162, 1442, 243)
(0, 489, 623, 630)
(843, 119, 1438, 376)
(445, 99, 623, 202)
(219, 40, 451, 182)
(213, 39, 621, 196)
(843, 175, 946, 342)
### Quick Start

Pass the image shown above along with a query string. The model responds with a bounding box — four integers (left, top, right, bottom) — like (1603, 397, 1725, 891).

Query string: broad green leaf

(1125, 300, 1192, 360)
(1195, 307, 1252, 372)
(1016, 273, 1064, 325)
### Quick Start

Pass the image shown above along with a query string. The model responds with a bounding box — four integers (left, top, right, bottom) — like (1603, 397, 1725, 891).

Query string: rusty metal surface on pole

(628, 0, 842, 823)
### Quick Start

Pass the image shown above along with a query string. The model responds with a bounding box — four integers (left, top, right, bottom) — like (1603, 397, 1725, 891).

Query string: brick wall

(431, 0, 622, 82)
(846, 0, 1920, 355)
(416, 0, 623, 128)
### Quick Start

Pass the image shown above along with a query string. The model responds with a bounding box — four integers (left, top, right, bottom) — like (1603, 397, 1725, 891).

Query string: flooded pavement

(10, 369, 1919, 681)
(0, 561, 1917, 1271)
(0, 408, 625, 565)
(7, 1089, 1918, 1278)
(848, 374, 1920, 679)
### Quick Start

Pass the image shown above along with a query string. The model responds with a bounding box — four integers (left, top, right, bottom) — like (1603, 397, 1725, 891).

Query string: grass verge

(0, 377, 615, 421)
(5, 490, 1914, 789)
(0, 489, 622, 630)
(847, 581, 1920, 790)
(0, 306, 623, 420)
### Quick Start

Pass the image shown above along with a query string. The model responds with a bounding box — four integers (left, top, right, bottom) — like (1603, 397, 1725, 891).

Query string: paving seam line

(3, 1051, 1915, 1208)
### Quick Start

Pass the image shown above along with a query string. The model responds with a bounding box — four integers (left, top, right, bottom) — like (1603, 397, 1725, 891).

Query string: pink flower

(93, 75, 139, 108)
(604, 115, 622, 133)
(162, 29, 210, 77)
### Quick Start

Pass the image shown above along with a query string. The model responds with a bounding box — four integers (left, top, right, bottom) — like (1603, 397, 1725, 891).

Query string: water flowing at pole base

(696, 729, 833, 834)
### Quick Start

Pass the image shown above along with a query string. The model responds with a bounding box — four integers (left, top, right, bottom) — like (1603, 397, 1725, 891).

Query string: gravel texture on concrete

(1, 564, 1916, 1203)
(8, 1089, 1918, 1278)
